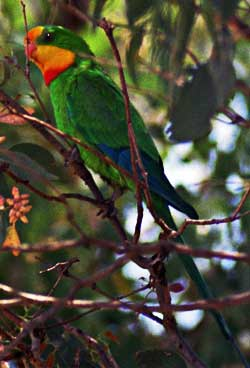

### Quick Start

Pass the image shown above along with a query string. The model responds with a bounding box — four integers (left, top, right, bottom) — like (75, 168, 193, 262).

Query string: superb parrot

(24, 25, 234, 342)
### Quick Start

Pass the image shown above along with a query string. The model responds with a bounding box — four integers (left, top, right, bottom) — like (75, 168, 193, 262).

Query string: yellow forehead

(27, 26, 44, 42)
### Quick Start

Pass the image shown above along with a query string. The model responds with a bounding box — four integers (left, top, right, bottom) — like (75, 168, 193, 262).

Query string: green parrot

(24, 25, 243, 358)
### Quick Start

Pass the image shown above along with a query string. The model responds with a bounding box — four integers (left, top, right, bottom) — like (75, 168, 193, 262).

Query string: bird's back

(49, 58, 198, 219)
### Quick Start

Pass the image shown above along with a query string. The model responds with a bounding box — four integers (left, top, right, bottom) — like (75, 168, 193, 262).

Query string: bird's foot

(110, 186, 124, 202)
(97, 198, 118, 218)
(97, 187, 123, 218)
(64, 145, 82, 167)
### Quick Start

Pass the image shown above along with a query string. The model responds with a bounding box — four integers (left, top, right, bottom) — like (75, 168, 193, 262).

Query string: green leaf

(167, 64, 217, 142)
(0, 147, 57, 184)
(169, 0, 196, 83)
(167, 32, 236, 142)
(10, 143, 56, 175)
(208, 31, 235, 106)
(136, 350, 187, 368)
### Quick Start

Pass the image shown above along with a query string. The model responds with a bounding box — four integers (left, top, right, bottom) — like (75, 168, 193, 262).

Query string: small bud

(6, 198, 13, 206)
(169, 282, 186, 293)
(22, 205, 32, 213)
(12, 187, 21, 199)
(7, 187, 32, 225)
(20, 215, 29, 224)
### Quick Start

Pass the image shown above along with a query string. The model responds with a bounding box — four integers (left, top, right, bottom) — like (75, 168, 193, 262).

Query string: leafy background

(0, 0, 250, 366)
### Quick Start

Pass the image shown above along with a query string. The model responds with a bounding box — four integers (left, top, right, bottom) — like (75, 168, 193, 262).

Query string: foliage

(0, 0, 250, 367)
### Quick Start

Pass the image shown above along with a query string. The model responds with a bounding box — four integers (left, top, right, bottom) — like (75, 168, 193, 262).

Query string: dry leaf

(2, 223, 21, 256)
(0, 106, 34, 125)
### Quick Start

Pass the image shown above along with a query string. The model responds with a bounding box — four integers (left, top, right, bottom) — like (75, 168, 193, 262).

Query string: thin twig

(98, 19, 145, 243)
(64, 324, 120, 368)
(20, 1, 51, 121)
(2, 283, 250, 313)
(1, 235, 250, 264)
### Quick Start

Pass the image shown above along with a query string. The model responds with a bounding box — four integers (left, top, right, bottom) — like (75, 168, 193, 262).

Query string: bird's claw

(97, 198, 118, 218)
(64, 145, 81, 167)
(97, 187, 123, 218)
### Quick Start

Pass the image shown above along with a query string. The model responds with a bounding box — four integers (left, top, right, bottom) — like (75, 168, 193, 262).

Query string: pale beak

(24, 38, 37, 59)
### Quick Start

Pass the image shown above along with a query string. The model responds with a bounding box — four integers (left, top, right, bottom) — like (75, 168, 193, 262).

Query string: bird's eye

(43, 32, 53, 42)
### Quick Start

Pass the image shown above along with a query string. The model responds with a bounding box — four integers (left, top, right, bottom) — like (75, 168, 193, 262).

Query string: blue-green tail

(152, 194, 249, 367)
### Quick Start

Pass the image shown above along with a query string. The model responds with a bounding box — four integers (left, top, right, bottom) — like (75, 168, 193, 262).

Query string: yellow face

(24, 26, 76, 85)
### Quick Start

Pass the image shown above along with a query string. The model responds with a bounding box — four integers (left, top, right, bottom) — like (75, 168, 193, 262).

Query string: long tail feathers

(152, 195, 250, 367)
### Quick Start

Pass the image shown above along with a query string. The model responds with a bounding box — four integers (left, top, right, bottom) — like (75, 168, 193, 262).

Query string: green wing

(64, 61, 198, 218)
(65, 61, 159, 160)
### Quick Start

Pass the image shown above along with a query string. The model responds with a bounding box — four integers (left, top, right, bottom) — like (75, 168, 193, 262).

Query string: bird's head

(24, 25, 93, 85)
